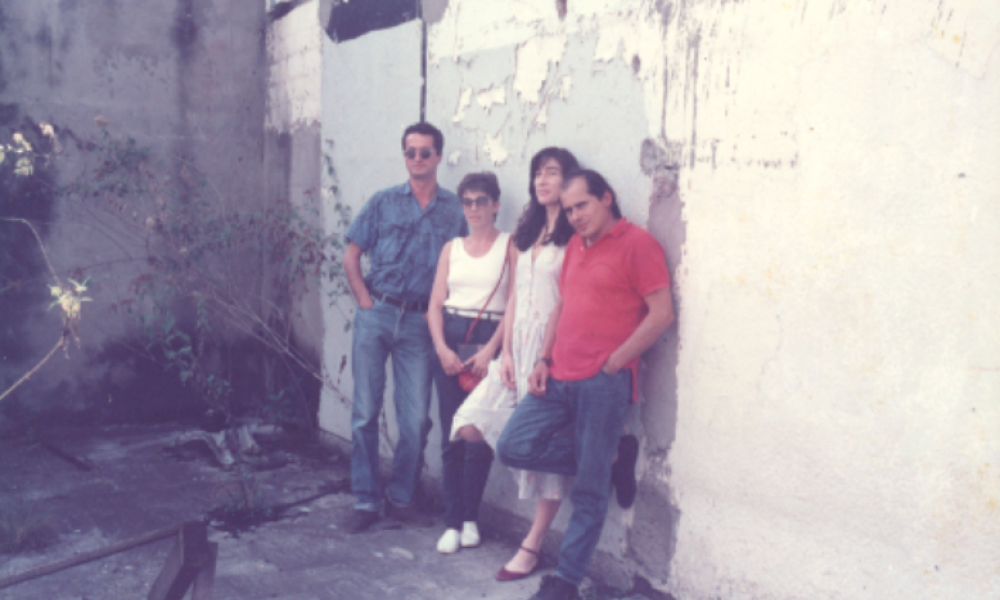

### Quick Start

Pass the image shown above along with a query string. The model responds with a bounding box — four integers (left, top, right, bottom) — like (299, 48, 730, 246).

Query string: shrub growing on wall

(2, 120, 350, 430)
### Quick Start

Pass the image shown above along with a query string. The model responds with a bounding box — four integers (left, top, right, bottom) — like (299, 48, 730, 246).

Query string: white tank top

(444, 232, 511, 313)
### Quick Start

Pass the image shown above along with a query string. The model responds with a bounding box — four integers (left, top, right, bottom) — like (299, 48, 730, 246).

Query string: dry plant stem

(201, 294, 336, 391)
(0, 218, 62, 287)
(0, 218, 72, 404)
(0, 337, 64, 404)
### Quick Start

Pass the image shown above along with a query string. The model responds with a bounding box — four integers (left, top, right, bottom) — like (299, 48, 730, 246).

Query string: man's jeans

(497, 370, 632, 586)
(351, 301, 433, 512)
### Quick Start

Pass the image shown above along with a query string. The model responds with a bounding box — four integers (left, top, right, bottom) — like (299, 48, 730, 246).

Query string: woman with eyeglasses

(428, 171, 512, 555)
(446, 148, 581, 580)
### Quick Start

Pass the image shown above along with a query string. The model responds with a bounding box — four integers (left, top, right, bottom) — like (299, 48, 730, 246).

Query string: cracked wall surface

(309, 0, 1000, 597)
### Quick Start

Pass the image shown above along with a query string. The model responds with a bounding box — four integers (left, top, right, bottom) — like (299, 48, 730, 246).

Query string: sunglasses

(461, 196, 493, 209)
(403, 148, 434, 160)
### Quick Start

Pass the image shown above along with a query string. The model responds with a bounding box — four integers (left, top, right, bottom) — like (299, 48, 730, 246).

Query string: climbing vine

(0, 120, 351, 429)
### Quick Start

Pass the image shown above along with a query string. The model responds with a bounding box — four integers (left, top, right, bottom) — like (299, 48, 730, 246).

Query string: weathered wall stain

(170, 0, 199, 65)
(684, 28, 700, 170)
(636, 135, 684, 584)
(170, 0, 199, 203)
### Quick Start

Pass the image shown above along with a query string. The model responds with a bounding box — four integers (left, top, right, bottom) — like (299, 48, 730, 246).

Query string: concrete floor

(0, 424, 661, 600)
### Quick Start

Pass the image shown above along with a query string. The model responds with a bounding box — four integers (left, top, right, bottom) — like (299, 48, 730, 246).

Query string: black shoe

(383, 501, 434, 528)
(342, 509, 379, 534)
(611, 434, 639, 509)
(528, 575, 580, 600)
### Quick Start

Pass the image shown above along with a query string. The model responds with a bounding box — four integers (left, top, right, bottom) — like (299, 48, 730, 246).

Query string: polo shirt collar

(607, 218, 630, 238)
(583, 218, 630, 248)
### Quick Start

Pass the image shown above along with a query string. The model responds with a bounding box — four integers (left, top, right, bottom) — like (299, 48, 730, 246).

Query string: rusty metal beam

(0, 524, 179, 591)
(147, 522, 212, 600)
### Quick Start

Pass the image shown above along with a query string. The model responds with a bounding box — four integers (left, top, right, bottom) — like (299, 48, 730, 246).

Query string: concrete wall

(660, 2, 1000, 599)
(300, 0, 999, 597)
(0, 0, 268, 418)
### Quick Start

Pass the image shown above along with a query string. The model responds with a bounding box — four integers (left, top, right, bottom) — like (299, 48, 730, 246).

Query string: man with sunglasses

(341, 122, 467, 534)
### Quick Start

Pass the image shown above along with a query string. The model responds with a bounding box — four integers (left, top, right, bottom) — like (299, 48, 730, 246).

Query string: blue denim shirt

(346, 182, 467, 302)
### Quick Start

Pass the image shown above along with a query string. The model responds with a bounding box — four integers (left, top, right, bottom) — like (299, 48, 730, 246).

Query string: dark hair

(457, 171, 501, 202)
(512, 147, 579, 251)
(401, 122, 444, 155)
(562, 168, 622, 219)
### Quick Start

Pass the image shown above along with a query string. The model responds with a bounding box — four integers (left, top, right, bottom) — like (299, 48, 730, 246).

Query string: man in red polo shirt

(497, 169, 675, 600)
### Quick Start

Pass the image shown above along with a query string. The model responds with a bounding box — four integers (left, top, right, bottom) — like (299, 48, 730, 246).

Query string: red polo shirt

(551, 219, 670, 399)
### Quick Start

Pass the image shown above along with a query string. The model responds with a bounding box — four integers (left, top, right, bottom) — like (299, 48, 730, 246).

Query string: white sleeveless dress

(449, 243, 572, 500)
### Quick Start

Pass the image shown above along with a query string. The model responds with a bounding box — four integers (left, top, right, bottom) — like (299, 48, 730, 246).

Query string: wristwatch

(536, 357, 553, 368)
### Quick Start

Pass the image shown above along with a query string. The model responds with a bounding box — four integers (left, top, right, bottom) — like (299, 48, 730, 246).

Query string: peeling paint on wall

(558, 73, 572, 98)
(513, 34, 566, 104)
(482, 132, 509, 165)
(475, 83, 506, 112)
(431, 2, 669, 136)
(451, 87, 472, 122)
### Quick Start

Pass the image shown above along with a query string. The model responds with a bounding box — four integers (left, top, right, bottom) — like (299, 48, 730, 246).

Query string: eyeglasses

(403, 148, 434, 160)
(461, 196, 492, 209)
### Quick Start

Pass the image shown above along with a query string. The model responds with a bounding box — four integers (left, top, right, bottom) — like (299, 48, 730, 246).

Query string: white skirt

(450, 359, 573, 501)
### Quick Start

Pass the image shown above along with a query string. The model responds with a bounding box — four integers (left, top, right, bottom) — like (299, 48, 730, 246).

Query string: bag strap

(464, 236, 512, 345)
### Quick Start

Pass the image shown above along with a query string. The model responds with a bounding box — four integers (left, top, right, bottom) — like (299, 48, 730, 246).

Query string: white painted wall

(317, 20, 425, 452)
(302, 0, 1000, 597)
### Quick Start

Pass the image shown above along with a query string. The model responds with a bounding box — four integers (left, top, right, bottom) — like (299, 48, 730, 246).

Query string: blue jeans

(350, 300, 434, 512)
(431, 312, 498, 528)
(497, 370, 632, 586)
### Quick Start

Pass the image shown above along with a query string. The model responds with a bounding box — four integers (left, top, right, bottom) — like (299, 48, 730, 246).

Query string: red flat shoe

(495, 547, 541, 582)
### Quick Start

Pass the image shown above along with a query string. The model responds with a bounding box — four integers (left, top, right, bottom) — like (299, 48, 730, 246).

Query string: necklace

(535, 226, 553, 247)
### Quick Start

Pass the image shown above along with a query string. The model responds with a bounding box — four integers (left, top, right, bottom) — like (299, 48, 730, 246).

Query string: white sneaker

(437, 528, 461, 554)
(460, 521, 480, 548)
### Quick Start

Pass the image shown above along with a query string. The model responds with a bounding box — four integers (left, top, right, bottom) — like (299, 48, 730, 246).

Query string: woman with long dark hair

(447, 147, 578, 579)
